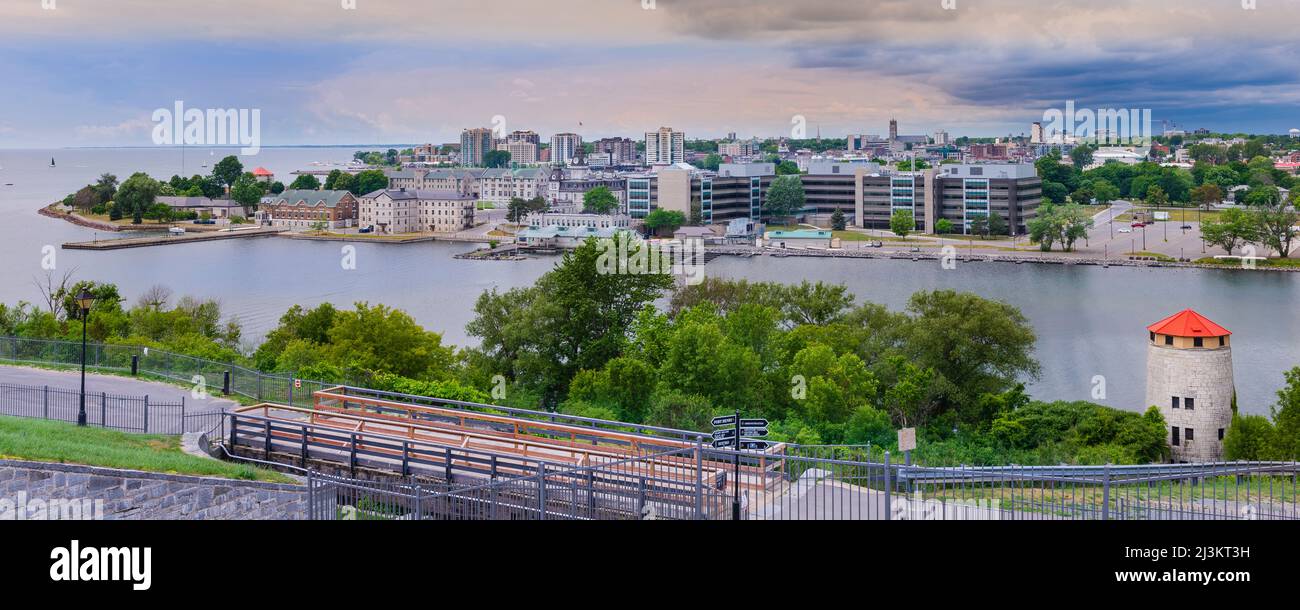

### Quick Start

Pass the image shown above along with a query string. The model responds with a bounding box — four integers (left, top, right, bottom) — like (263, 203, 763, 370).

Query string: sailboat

(49, 157, 56, 167)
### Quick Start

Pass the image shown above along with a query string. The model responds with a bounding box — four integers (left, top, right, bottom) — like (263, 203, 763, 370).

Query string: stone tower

(1145, 309, 1235, 462)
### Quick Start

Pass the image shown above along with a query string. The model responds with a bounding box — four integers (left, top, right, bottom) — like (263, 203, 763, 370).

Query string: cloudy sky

(1, 0, 1298, 147)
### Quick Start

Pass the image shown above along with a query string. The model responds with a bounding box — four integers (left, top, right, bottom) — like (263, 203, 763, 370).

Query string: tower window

(1194, 337, 1204, 347)
(1164, 335, 1173, 346)
(1185, 397, 1195, 410)
(1172, 426, 1180, 446)
(1219, 428, 1225, 440)
(1219, 337, 1225, 347)
(1185, 428, 1194, 441)
(1149, 331, 1155, 342)
(1172, 397, 1180, 409)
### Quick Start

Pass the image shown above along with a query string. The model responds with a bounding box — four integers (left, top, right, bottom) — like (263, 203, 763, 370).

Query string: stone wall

(0, 459, 306, 520)
(1145, 344, 1235, 462)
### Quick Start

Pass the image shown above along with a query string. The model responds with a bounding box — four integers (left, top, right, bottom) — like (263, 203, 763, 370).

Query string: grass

(1116, 207, 1221, 224)
(1195, 256, 1300, 268)
(0, 414, 295, 483)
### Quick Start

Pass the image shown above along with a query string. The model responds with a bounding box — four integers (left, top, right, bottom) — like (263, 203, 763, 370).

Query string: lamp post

(76, 288, 96, 426)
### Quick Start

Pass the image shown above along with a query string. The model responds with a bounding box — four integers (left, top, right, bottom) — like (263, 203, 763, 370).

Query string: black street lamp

(76, 288, 95, 426)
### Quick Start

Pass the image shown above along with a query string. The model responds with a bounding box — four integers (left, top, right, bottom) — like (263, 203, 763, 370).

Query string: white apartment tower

(644, 127, 685, 165)
(551, 133, 583, 165)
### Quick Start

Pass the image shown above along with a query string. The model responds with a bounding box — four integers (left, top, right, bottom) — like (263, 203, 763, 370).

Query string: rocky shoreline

(38, 204, 168, 232)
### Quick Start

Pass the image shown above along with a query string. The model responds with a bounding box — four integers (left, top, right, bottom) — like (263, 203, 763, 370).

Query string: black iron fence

(0, 381, 219, 434)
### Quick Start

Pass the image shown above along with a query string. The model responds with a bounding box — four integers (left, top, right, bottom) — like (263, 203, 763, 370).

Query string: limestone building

(1145, 309, 1235, 462)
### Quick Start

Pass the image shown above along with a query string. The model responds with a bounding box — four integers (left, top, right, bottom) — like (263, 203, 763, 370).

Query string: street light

(76, 288, 95, 426)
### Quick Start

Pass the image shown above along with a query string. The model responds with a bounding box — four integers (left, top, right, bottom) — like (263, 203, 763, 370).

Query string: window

(1172, 426, 1180, 446)
(1164, 335, 1173, 346)
(1185, 397, 1194, 410)
(1194, 337, 1204, 347)
(1149, 331, 1156, 342)
(1172, 397, 1180, 409)
(1219, 337, 1225, 347)
(1185, 428, 1194, 441)
(1219, 428, 1225, 440)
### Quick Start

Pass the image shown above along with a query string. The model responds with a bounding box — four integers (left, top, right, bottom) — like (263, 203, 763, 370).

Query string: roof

(767, 229, 832, 239)
(1147, 309, 1231, 338)
(271, 189, 355, 208)
(361, 188, 474, 201)
(251, 167, 274, 176)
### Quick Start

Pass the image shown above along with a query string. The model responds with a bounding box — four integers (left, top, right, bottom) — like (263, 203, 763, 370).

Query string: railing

(0, 381, 217, 434)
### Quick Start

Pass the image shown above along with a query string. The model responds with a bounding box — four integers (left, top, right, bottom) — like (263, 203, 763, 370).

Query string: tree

(1270, 367, 1300, 460)
(94, 173, 118, 204)
(72, 185, 99, 211)
(350, 170, 389, 196)
(1191, 183, 1223, 213)
(765, 175, 805, 222)
(901, 290, 1040, 415)
(987, 212, 1009, 237)
(1070, 145, 1095, 170)
(212, 155, 244, 190)
(323, 169, 345, 190)
(1092, 180, 1121, 206)
(1223, 413, 1275, 461)
(582, 186, 619, 214)
(1243, 185, 1281, 207)
(483, 150, 511, 168)
(830, 207, 847, 231)
(230, 172, 266, 214)
(967, 216, 988, 237)
(1251, 196, 1299, 258)
(700, 153, 722, 171)
(1199, 208, 1259, 255)
(289, 174, 321, 190)
(644, 209, 686, 236)
(269, 181, 285, 195)
(1027, 202, 1093, 252)
(775, 161, 801, 175)
(115, 172, 160, 225)
(890, 210, 914, 239)
(1145, 185, 1169, 208)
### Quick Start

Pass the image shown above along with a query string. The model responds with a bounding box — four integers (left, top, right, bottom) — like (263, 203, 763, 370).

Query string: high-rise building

(591, 137, 636, 165)
(644, 127, 685, 165)
(1146, 309, 1235, 462)
(889, 119, 899, 142)
(932, 131, 951, 146)
(460, 128, 494, 166)
(550, 133, 583, 165)
(1031, 122, 1045, 144)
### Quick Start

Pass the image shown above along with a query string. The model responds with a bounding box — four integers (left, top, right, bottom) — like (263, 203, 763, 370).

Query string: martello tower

(1145, 309, 1235, 462)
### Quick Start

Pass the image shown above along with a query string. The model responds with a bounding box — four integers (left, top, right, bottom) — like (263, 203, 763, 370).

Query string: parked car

(168, 226, 185, 235)
(1181, 224, 1193, 230)
(359, 225, 373, 234)
(1130, 222, 1144, 228)
(1117, 227, 1132, 233)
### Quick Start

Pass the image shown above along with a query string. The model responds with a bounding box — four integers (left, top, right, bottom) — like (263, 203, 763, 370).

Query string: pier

(62, 226, 287, 250)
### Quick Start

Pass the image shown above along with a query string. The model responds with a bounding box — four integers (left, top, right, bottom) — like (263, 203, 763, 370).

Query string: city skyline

(2, 0, 1299, 148)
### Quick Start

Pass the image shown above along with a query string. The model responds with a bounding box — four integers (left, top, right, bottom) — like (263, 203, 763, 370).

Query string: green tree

(116, 172, 160, 225)
(350, 170, 389, 196)
(765, 175, 805, 222)
(987, 212, 1009, 236)
(1223, 414, 1276, 461)
(212, 155, 244, 189)
(1271, 367, 1300, 460)
(229, 172, 266, 213)
(1145, 185, 1169, 208)
(582, 186, 619, 214)
(1200, 208, 1259, 255)
(289, 174, 321, 190)
(831, 207, 847, 231)
(934, 218, 955, 235)
(889, 209, 914, 239)
(644, 209, 686, 235)
(483, 150, 511, 168)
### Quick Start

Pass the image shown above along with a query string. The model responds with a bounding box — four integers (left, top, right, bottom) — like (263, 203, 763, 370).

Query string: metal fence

(0, 336, 332, 409)
(0, 381, 220, 434)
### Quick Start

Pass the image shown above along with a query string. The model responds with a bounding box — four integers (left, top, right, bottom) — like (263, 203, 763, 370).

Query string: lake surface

(1, 147, 1297, 414)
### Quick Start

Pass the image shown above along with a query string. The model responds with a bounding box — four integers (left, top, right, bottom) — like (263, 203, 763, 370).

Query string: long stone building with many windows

(358, 188, 476, 234)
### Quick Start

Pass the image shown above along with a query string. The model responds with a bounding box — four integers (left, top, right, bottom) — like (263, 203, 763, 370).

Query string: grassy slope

(0, 415, 293, 483)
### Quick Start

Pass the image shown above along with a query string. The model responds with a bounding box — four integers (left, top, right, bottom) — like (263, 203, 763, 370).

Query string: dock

(62, 226, 287, 250)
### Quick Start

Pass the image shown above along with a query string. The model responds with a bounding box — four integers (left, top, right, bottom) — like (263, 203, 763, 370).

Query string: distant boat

(49, 157, 56, 167)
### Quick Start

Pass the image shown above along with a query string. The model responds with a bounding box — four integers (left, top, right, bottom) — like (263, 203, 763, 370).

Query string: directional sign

(740, 427, 768, 438)
(711, 415, 738, 428)
(740, 418, 768, 427)
(712, 428, 737, 440)
(712, 438, 737, 449)
(739, 440, 771, 451)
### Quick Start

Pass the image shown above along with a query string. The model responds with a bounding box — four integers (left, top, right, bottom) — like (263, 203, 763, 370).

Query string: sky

(1, 0, 1298, 148)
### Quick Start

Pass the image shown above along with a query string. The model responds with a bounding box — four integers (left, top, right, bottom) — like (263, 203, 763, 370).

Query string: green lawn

(1195, 256, 1300, 268)
(0, 415, 294, 483)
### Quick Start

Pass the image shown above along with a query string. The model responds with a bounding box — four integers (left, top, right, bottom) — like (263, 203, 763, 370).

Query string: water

(1, 147, 1297, 414)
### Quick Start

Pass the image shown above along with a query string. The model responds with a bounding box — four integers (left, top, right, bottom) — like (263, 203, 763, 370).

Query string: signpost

(898, 427, 917, 493)
(712, 410, 769, 520)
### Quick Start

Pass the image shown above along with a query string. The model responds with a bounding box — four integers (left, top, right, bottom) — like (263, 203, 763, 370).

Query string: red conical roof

(1147, 309, 1231, 338)
(252, 166, 273, 176)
